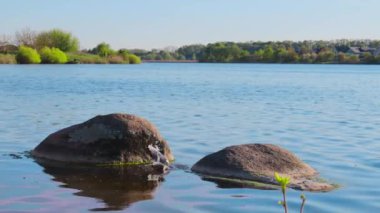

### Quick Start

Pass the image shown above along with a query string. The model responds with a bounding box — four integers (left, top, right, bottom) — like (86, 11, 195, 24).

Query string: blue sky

(1, 0, 379, 49)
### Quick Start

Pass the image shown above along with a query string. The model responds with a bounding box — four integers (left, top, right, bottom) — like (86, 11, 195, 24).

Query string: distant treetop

(35, 29, 79, 52)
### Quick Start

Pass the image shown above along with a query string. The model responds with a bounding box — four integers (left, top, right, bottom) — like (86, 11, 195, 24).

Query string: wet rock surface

(191, 144, 336, 192)
(32, 113, 174, 164)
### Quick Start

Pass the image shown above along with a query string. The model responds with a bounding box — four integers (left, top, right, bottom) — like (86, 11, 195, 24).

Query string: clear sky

(1, 0, 379, 50)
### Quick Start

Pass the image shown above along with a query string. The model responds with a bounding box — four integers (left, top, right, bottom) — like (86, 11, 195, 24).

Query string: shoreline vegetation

(0, 28, 142, 64)
(1, 28, 380, 65)
(134, 40, 380, 64)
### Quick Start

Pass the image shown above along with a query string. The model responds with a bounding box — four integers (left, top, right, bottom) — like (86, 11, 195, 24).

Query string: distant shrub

(40, 47, 68, 64)
(346, 55, 360, 64)
(376, 56, 380, 64)
(16, 46, 41, 64)
(35, 29, 79, 52)
(92, 42, 115, 57)
(118, 49, 129, 55)
(118, 49, 130, 63)
(338, 52, 361, 64)
(0, 54, 16, 64)
(67, 53, 107, 64)
(128, 54, 142, 64)
(108, 55, 127, 64)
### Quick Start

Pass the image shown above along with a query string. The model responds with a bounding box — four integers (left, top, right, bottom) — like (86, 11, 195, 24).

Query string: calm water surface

(0, 64, 380, 212)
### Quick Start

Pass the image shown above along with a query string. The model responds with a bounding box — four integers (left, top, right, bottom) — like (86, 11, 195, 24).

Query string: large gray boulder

(191, 144, 335, 192)
(32, 113, 174, 164)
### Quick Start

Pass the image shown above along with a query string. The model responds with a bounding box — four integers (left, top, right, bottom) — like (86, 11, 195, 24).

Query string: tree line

(131, 40, 380, 64)
(2, 28, 380, 65)
(0, 28, 141, 64)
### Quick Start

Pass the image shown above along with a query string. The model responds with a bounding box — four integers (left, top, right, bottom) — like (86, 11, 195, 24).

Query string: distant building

(361, 47, 376, 53)
(0, 44, 18, 54)
(347, 47, 361, 55)
(347, 47, 377, 56)
(374, 48, 380, 57)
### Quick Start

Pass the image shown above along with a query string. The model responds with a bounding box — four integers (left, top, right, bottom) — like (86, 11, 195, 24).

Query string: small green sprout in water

(274, 172, 307, 213)
(275, 172, 290, 191)
(275, 172, 290, 213)
(300, 193, 306, 213)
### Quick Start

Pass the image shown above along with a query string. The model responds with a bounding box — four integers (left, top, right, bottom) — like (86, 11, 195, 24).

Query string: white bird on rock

(148, 143, 169, 166)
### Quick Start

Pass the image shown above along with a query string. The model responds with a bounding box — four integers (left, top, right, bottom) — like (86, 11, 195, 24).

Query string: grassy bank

(0, 28, 142, 65)
(0, 54, 16, 64)
(0, 52, 142, 64)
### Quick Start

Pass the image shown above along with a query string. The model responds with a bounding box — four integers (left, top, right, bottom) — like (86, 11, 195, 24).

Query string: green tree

(177, 44, 205, 60)
(300, 53, 317, 63)
(160, 51, 174, 60)
(285, 48, 300, 63)
(347, 55, 360, 64)
(92, 42, 115, 57)
(338, 52, 360, 64)
(128, 54, 142, 64)
(275, 48, 288, 62)
(203, 43, 244, 62)
(203, 43, 224, 62)
(35, 29, 79, 52)
(300, 42, 313, 54)
(375, 56, 380, 64)
(118, 49, 130, 63)
(253, 49, 265, 62)
(226, 44, 244, 62)
(118, 49, 129, 55)
(362, 52, 374, 64)
(16, 45, 41, 64)
(40, 47, 68, 64)
(338, 52, 348, 63)
(316, 49, 335, 63)
(263, 46, 275, 62)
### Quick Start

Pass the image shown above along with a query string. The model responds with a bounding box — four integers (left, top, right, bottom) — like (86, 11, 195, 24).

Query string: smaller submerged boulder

(191, 144, 335, 192)
(32, 113, 174, 165)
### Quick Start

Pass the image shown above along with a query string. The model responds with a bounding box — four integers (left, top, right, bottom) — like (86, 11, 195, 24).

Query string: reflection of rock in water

(35, 159, 166, 211)
(201, 176, 278, 190)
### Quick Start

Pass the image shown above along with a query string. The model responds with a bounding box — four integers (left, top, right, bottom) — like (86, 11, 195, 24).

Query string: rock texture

(32, 113, 174, 164)
(191, 144, 335, 191)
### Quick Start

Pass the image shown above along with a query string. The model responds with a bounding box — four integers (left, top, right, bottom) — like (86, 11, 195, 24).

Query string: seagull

(148, 143, 169, 166)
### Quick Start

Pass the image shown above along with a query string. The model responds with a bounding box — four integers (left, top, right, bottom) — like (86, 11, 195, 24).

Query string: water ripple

(1, 64, 380, 212)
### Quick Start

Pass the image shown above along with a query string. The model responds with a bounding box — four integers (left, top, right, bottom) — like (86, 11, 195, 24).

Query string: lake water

(0, 63, 380, 212)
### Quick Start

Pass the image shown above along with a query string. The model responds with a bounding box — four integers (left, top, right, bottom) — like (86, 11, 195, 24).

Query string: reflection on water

(200, 176, 278, 190)
(35, 160, 164, 211)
